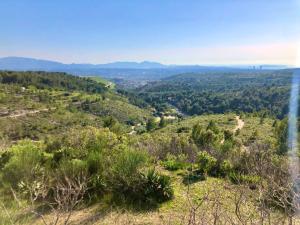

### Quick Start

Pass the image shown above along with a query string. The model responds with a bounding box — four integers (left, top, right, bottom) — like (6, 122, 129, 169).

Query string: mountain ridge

(0, 56, 292, 81)
(0, 56, 290, 70)
(0, 57, 167, 70)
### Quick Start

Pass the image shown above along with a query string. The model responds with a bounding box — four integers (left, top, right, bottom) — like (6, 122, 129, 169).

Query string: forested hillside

(0, 71, 108, 93)
(134, 70, 293, 118)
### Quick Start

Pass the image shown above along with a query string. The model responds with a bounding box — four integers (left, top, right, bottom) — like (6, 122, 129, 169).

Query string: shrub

(51, 127, 118, 159)
(109, 149, 173, 207)
(207, 120, 219, 134)
(136, 125, 147, 134)
(224, 129, 233, 141)
(2, 140, 44, 187)
(192, 124, 219, 148)
(146, 118, 157, 131)
(219, 160, 233, 177)
(159, 117, 167, 128)
(0, 151, 11, 170)
(111, 148, 147, 180)
(86, 151, 104, 175)
(58, 159, 88, 178)
(142, 169, 173, 204)
(109, 148, 147, 202)
(103, 116, 118, 128)
(197, 151, 217, 175)
(162, 160, 183, 171)
(177, 126, 190, 133)
(182, 170, 205, 185)
(220, 140, 234, 154)
(162, 154, 187, 171)
(229, 172, 260, 189)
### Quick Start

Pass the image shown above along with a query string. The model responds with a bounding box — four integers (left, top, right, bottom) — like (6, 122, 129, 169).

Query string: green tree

(207, 120, 219, 134)
(146, 118, 157, 131)
(224, 129, 233, 141)
(103, 116, 118, 128)
(159, 117, 167, 128)
(192, 123, 218, 148)
(197, 151, 217, 174)
(249, 130, 259, 142)
(274, 118, 288, 155)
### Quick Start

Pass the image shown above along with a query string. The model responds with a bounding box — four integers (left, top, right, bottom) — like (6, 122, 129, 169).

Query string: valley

(0, 70, 296, 224)
(1, 1, 299, 224)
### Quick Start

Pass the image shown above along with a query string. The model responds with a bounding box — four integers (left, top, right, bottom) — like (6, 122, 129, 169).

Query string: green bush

(220, 160, 233, 176)
(176, 126, 190, 133)
(2, 140, 44, 187)
(229, 172, 260, 189)
(207, 120, 219, 134)
(109, 149, 173, 207)
(162, 154, 187, 171)
(0, 151, 12, 170)
(109, 148, 147, 202)
(0, 127, 174, 209)
(182, 170, 205, 185)
(192, 123, 219, 148)
(220, 140, 235, 155)
(146, 118, 157, 131)
(197, 157, 233, 178)
(197, 151, 217, 174)
(223, 129, 233, 141)
(111, 148, 147, 180)
(57, 158, 88, 177)
(142, 169, 173, 204)
(162, 160, 183, 171)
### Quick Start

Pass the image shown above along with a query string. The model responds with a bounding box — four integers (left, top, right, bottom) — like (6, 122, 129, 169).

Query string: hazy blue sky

(1, 0, 300, 65)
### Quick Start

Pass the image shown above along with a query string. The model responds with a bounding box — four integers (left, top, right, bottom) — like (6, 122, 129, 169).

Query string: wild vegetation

(134, 70, 293, 119)
(0, 70, 299, 224)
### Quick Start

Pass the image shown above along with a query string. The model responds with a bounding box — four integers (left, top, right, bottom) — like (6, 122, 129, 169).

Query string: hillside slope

(0, 71, 151, 147)
(135, 70, 292, 118)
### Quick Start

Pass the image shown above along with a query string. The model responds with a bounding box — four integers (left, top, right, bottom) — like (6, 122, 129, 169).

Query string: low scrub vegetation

(0, 71, 299, 224)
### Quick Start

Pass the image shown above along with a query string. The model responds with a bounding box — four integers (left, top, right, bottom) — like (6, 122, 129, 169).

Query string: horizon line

(0, 56, 294, 68)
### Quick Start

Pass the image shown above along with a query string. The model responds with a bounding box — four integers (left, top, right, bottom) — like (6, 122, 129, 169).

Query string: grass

(238, 115, 277, 146)
(88, 76, 115, 89)
(152, 113, 278, 149)
(97, 98, 151, 123)
(6, 171, 264, 225)
(0, 112, 292, 224)
(153, 113, 237, 136)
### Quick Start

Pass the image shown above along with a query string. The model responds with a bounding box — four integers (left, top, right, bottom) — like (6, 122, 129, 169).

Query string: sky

(0, 0, 300, 65)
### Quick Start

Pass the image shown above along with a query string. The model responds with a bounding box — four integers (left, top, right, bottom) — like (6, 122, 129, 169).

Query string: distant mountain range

(0, 57, 167, 70)
(0, 56, 290, 80)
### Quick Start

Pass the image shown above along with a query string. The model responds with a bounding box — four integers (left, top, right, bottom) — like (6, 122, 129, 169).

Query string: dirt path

(233, 115, 244, 133)
(2, 108, 52, 118)
(128, 126, 136, 135)
(221, 115, 245, 144)
(233, 116, 249, 152)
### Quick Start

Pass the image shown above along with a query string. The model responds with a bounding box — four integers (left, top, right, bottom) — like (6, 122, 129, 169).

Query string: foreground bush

(197, 151, 217, 175)
(109, 148, 172, 207)
(2, 140, 44, 188)
(0, 128, 174, 214)
(143, 169, 173, 204)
